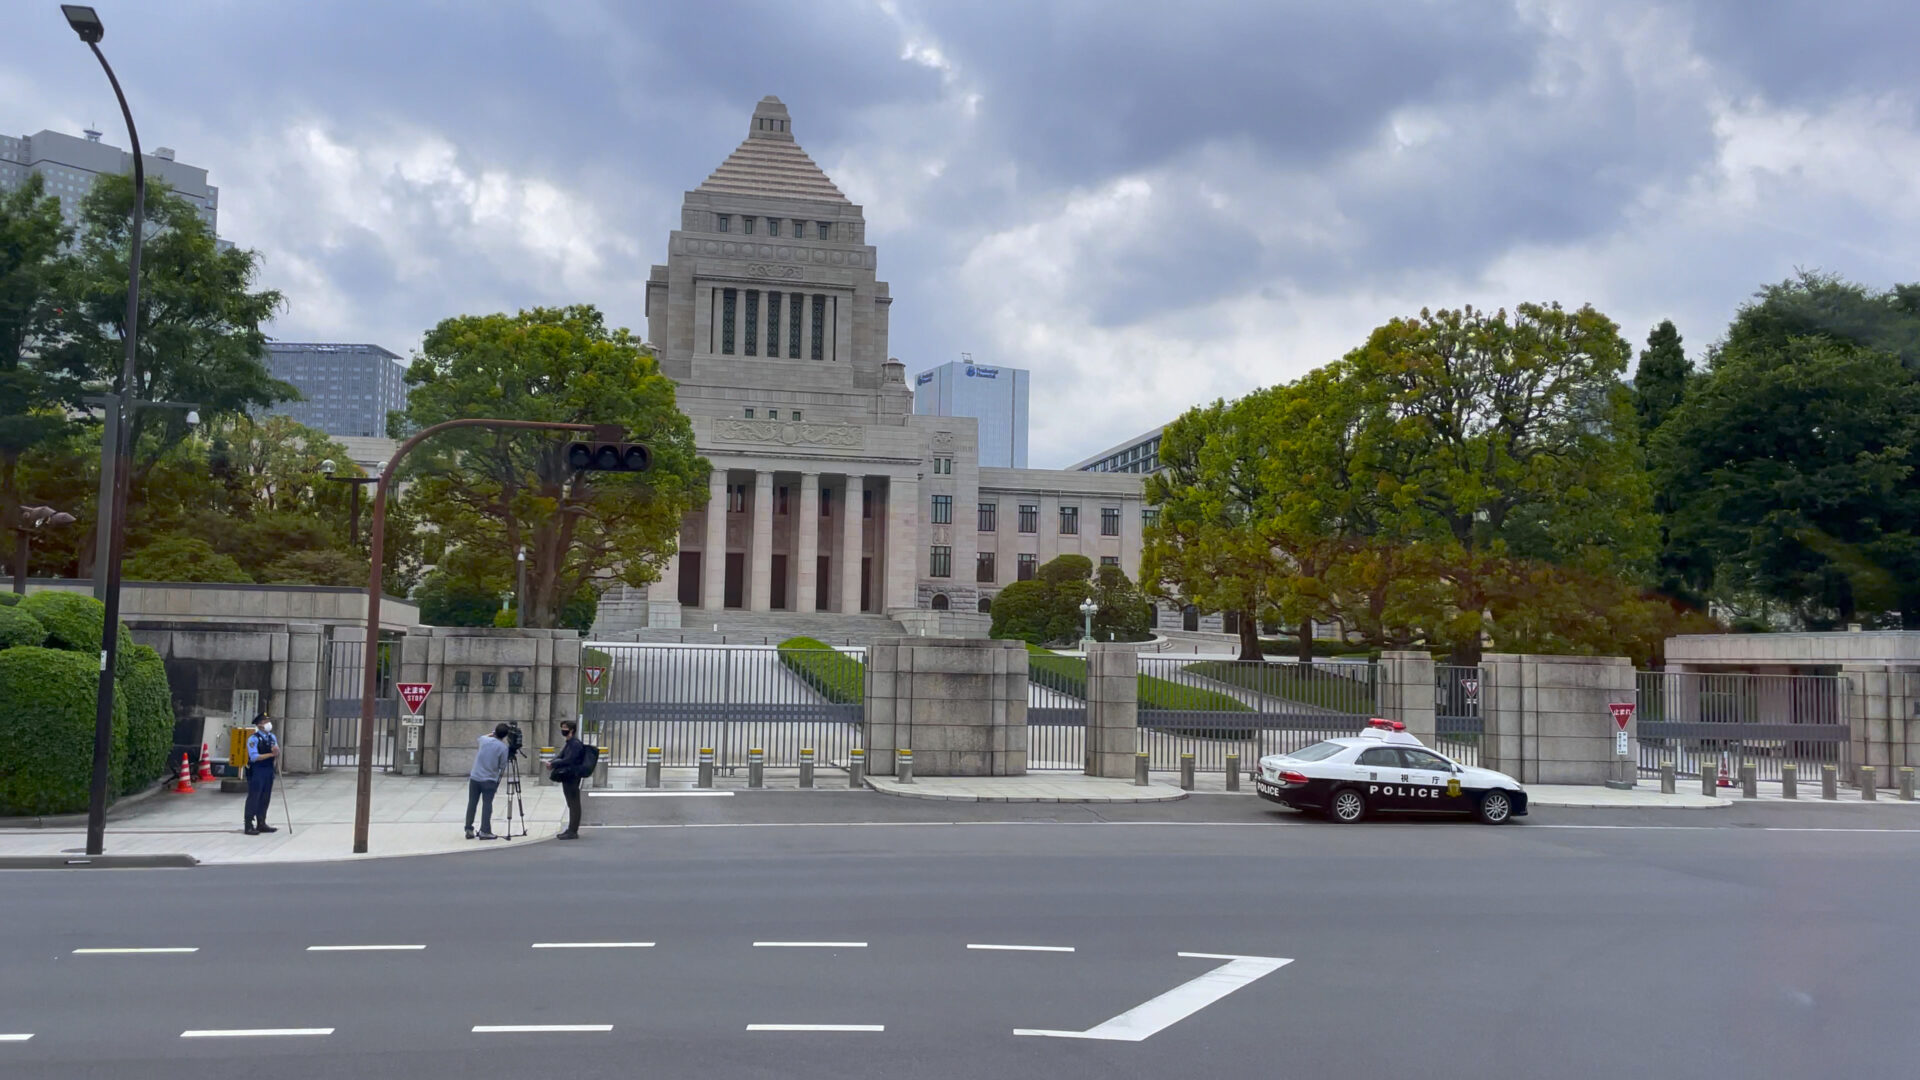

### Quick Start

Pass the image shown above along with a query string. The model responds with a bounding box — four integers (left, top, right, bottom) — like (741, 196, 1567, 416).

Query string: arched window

(978, 597, 992, 614)
(931, 594, 950, 611)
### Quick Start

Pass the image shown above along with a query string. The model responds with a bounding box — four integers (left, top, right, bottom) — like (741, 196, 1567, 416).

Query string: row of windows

(716, 214, 832, 240)
(932, 550, 1123, 582)
(974, 502, 1125, 536)
(742, 407, 801, 421)
(719, 288, 826, 359)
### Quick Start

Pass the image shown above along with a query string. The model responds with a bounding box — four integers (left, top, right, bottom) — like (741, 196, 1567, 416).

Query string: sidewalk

(0, 770, 569, 866)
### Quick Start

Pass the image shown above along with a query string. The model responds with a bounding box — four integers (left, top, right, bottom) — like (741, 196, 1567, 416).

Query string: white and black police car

(1255, 718, 1527, 824)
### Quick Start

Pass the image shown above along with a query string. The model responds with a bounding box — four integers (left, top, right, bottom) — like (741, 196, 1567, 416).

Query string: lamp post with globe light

(1079, 596, 1098, 651)
(11, 506, 76, 594)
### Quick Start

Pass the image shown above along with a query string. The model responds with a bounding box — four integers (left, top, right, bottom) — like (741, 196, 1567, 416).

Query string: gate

(581, 643, 863, 772)
(1434, 664, 1484, 768)
(1635, 671, 1850, 782)
(1135, 656, 1379, 772)
(322, 634, 399, 770)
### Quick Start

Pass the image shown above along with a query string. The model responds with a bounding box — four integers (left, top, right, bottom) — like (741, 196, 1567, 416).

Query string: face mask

(259, 721, 273, 734)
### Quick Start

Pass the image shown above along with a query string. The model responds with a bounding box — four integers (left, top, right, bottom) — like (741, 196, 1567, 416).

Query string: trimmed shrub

(0, 606, 47, 649)
(119, 644, 174, 795)
(0, 647, 127, 816)
(778, 636, 865, 704)
(0, 591, 19, 606)
(17, 591, 135, 677)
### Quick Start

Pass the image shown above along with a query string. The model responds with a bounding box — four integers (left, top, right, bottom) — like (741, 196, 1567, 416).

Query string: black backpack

(556, 743, 599, 780)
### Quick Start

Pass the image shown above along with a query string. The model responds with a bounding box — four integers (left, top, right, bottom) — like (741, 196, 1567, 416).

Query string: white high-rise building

(913, 358, 1030, 469)
(0, 127, 221, 240)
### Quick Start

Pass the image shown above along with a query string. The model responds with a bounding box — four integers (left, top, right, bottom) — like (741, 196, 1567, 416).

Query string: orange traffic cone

(1718, 753, 1733, 789)
(172, 752, 196, 793)
(195, 742, 216, 782)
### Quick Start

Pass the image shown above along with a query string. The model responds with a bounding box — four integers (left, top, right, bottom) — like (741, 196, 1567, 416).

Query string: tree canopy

(991, 554, 1151, 647)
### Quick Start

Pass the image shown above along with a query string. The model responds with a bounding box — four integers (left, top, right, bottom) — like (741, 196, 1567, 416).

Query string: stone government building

(603, 97, 1147, 639)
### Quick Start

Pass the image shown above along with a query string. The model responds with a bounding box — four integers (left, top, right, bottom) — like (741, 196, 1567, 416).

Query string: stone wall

(399, 627, 583, 778)
(863, 637, 1027, 776)
(128, 621, 327, 774)
(1479, 653, 1637, 785)
(1084, 644, 1137, 778)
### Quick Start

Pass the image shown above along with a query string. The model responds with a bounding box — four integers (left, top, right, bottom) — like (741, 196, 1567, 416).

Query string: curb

(863, 778, 1189, 804)
(0, 853, 198, 869)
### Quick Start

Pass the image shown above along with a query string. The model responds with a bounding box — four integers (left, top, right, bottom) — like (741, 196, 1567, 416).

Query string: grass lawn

(779, 636, 866, 704)
(1188, 659, 1373, 711)
(1024, 643, 1247, 711)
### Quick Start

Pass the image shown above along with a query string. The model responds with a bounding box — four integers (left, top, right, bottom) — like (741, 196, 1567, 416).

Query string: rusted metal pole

(353, 418, 594, 853)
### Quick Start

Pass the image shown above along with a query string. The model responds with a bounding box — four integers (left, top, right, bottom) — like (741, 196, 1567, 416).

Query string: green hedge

(18, 592, 134, 676)
(0, 606, 47, 648)
(119, 644, 174, 796)
(0, 592, 19, 606)
(1025, 643, 1248, 711)
(779, 636, 865, 705)
(0, 647, 127, 816)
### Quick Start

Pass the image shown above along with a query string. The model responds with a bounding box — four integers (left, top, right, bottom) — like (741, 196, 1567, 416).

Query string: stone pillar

(863, 637, 1027, 776)
(278, 625, 326, 774)
(1377, 650, 1437, 748)
(1084, 644, 1138, 778)
(841, 474, 864, 613)
(885, 474, 920, 611)
(1841, 665, 1914, 789)
(703, 468, 727, 611)
(1479, 653, 1635, 785)
(795, 472, 820, 613)
(749, 469, 774, 612)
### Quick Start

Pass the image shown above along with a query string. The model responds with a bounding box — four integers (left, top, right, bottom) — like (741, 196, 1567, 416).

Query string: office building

(0, 128, 220, 238)
(262, 342, 409, 439)
(1069, 426, 1168, 476)
(913, 358, 1029, 468)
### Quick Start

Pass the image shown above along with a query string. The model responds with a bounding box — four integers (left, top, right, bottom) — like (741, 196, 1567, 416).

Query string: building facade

(0, 128, 221, 238)
(913, 359, 1030, 468)
(261, 342, 409, 439)
(1069, 425, 1169, 476)
(639, 97, 1145, 629)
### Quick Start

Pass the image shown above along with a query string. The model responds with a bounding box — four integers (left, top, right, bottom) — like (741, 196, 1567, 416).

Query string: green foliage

(0, 592, 18, 606)
(0, 646, 126, 816)
(258, 549, 368, 587)
(119, 644, 174, 795)
(416, 546, 508, 627)
(778, 636, 866, 705)
(990, 555, 1146, 646)
(1189, 660, 1369, 711)
(395, 305, 708, 628)
(1, 174, 77, 533)
(19, 591, 131, 671)
(0, 605, 46, 648)
(1633, 320, 1693, 441)
(123, 535, 252, 583)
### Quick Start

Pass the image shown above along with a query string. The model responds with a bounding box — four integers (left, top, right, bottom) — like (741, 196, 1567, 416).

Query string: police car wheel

(1325, 787, 1367, 824)
(1477, 790, 1514, 824)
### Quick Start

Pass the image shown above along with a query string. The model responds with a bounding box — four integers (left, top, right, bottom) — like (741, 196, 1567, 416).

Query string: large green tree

(0, 175, 76, 560)
(990, 554, 1148, 646)
(394, 305, 707, 628)
(1631, 320, 1712, 607)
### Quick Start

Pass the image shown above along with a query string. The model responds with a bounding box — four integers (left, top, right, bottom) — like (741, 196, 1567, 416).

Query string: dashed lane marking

(753, 941, 866, 948)
(473, 1025, 613, 1033)
(73, 948, 197, 955)
(1016, 952, 1293, 1042)
(968, 944, 1075, 952)
(306, 945, 426, 952)
(0, 1034, 33, 1042)
(747, 1024, 884, 1032)
(531, 942, 655, 949)
(181, 1029, 333, 1038)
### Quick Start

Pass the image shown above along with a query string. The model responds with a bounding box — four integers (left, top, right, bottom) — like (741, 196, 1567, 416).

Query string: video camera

(503, 722, 524, 758)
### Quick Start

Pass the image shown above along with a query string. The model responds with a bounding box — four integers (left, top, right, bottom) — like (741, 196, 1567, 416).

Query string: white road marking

(587, 791, 735, 798)
(181, 1029, 333, 1038)
(0, 1034, 33, 1042)
(1015, 952, 1292, 1042)
(74, 947, 197, 954)
(531, 942, 655, 949)
(747, 1024, 884, 1032)
(473, 1025, 613, 1033)
(306, 944, 425, 952)
(968, 944, 1074, 952)
(1532, 824, 1920, 833)
(753, 941, 866, 948)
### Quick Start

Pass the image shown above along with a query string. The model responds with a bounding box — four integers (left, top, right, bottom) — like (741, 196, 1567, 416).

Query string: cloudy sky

(7, 1, 1917, 466)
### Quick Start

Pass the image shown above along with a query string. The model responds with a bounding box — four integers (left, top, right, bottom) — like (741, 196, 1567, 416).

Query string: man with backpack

(547, 720, 595, 840)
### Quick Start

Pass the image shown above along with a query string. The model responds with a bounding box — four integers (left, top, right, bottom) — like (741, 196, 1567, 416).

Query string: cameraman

(466, 722, 512, 840)
(244, 715, 280, 836)
(548, 720, 587, 840)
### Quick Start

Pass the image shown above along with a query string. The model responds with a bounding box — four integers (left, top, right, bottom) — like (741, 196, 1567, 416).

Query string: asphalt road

(5, 793, 1919, 1080)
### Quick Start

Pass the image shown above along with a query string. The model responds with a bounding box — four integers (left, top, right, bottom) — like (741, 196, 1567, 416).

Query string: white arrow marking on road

(473, 1025, 613, 1033)
(1014, 952, 1292, 1042)
(0, 1034, 33, 1042)
(181, 1029, 334, 1038)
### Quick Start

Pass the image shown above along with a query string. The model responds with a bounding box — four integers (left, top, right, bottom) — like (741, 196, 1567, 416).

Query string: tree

(0, 174, 75, 563)
(989, 555, 1146, 646)
(1721, 270, 1920, 371)
(1633, 320, 1692, 438)
(414, 546, 510, 628)
(122, 535, 251, 583)
(394, 305, 707, 628)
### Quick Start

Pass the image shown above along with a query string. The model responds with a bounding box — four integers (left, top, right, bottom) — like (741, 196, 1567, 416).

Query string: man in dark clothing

(244, 717, 280, 836)
(549, 720, 588, 839)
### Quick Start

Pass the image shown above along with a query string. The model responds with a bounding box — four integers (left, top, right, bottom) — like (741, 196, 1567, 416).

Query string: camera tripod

(498, 751, 529, 840)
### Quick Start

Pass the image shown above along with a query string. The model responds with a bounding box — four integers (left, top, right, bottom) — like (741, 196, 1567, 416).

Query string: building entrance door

(724, 553, 745, 608)
(770, 555, 788, 610)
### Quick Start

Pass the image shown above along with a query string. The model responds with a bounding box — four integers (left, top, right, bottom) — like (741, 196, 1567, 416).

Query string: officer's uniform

(245, 727, 279, 833)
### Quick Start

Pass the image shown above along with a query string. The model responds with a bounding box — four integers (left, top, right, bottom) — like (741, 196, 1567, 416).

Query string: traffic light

(566, 441, 651, 472)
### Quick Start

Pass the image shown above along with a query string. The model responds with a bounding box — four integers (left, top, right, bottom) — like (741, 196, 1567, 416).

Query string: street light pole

(1080, 597, 1098, 651)
(320, 459, 379, 549)
(515, 547, 527, 628)
(12, 506, 77, 595)
(352, 418, 598, 854)
(65, 4, 147, 857)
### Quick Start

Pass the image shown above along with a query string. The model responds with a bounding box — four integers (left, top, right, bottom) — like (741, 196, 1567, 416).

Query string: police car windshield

(1286, 741, 1348, 762)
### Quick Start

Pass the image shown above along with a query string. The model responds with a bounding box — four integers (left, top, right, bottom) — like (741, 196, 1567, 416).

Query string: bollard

(1225, 754, 1240, 792)
(1659, 762, 1675, 794)
(1700, 762, 1716, 798)
(799, 747, 815, 789)
(1860, 765, 1876, 800)
(1822, 763, 1837, 800)
(1740, 760, 1756, 799)
(697, 747, 714, 789)
(1902, 767, 1915, 802)
(848, 748, 865, 788)
(644, 747, 662, 788)
(748, 747, 764, 789)
(1179, 753, 1196, 791)
(1135, 752, 1150, 787)
(1781, 762, 1796, 800)
(897, 748, 914, 785)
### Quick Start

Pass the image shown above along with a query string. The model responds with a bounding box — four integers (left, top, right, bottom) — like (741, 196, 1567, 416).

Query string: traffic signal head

(566, 441, 650, 473)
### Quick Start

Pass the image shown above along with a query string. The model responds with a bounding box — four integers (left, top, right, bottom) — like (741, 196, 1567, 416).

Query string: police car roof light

(1367, 718, 1406, 731)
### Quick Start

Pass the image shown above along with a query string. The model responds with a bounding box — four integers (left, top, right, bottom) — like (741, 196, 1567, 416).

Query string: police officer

(244, 714, 281, 836)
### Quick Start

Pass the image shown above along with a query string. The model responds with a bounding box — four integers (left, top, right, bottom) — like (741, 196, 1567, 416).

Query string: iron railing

(1134, 656, 1380, 772)
(1634, 670, 1850, 782)
(1434, 664, 1485, 768)
(322, 635, 397, 769)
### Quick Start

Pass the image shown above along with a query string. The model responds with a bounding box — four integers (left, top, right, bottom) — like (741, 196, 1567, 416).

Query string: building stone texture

(639, 97, 1146, 636)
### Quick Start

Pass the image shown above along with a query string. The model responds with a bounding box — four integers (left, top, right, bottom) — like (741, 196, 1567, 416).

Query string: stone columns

(1084, 644, 1139, 778)
(1841, 665, 1914, 789)
(800, 292, 814, 360)
(703, 468, 727, 610)
(864, 638, 1028, 776)
(749, 470, 774, 612)
(646, 551, 681, 629)
(840, 474, 864, 612)
(1377, 650, 1437, 747)
(795, 473, 820, 613)
(885, 474, 920, 611)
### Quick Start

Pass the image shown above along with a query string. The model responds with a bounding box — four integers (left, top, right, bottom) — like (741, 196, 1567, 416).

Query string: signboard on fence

(1461, 677, 1479, 701)
(398, 682, 433, 717)
(584, 665, 606, 700)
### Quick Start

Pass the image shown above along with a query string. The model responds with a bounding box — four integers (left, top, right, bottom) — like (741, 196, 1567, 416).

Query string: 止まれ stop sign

(1609, 702, 1635, 729)
(398, 682, 433, 716)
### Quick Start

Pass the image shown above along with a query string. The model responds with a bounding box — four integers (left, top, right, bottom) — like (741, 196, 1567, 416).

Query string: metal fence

(1133, 656, 1380, 772)
(322, 636, 398, 769)
(1635, 670, 1850, 782)
(1434, 664, 1484, 768)
(581, 644, 863, 770)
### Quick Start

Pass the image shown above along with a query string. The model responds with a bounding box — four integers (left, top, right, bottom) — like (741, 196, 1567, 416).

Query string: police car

(1254, 719, 1527, 824)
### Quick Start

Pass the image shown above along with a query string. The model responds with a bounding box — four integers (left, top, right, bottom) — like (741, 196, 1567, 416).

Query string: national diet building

(619, 97, 1147, 637)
